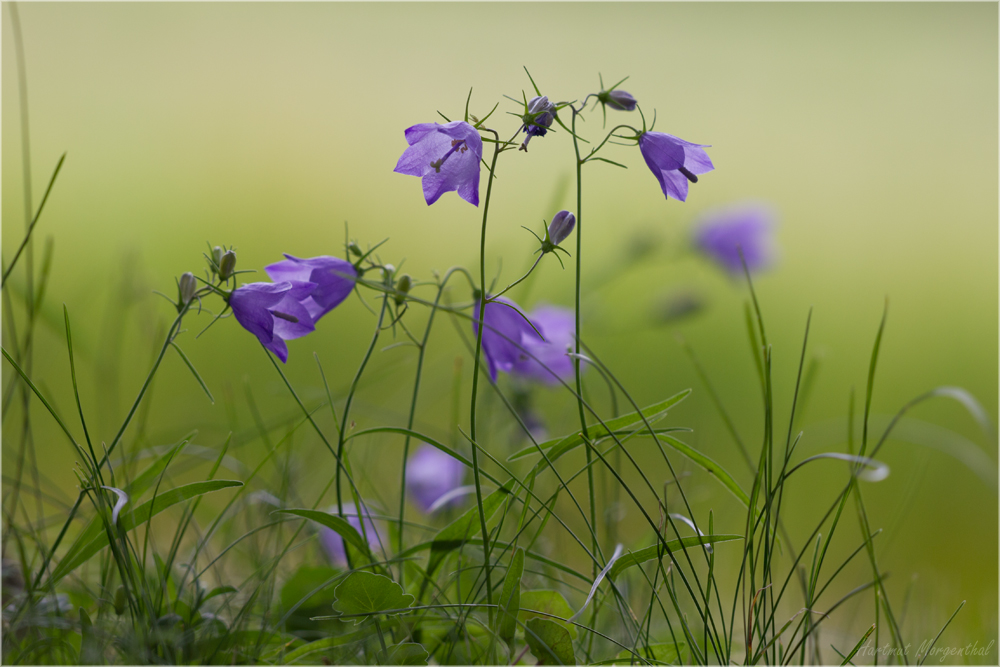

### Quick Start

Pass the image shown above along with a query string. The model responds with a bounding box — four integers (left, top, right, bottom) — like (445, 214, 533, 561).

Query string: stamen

(428, 139, 467, 173)
(271, 310, 299, 323)
(678, 166, 698, 183)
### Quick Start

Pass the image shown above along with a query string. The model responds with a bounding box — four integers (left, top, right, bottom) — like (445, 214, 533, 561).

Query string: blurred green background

(3, 2, 996, 660)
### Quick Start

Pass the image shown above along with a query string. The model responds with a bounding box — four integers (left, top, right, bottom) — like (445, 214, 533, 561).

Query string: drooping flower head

(512, 305, 579, 385)
(265, 254, 357, 321)
(406, 444, 466, 513)
(639, 132, 714, 202)
(693, 203, 776, 275)
(394, 120, 483, 206)
(318, 503, 384, 567)
(473, 295, 543, 382)
(520, 96, 556, 151)
(598, 89, 637, 112)
(229, 281, 316, 363)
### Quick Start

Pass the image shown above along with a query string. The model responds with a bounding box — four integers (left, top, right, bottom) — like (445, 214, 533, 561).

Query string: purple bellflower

(547, 210, 576, 247)
(693, 203, 776, 275)
(394, 121, 483, 206)
(229, 281, 317, 363)
(520, 96, 556, 151)
(473, 296, 544, 382)
(406, 444, 466, 513)
(318, 503, 383, 567)
(512, 305, 578, 385)
(600, 89, 637, 112)
(639, 132, 714, 202)
(265, 254, 357, 321)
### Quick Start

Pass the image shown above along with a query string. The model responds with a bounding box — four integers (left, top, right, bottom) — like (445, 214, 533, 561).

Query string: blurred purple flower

(473, 296, 543, 382)
(394, 120, 483, 206)
(406, 444, 466, 513)
(265, 254, 357, 321)
(229, 281, 317, 363)
(318, 503, 384, 567)
(639, 132, 714, 202)
(512, 305, 578, 385)
(693, 204, 776, 275)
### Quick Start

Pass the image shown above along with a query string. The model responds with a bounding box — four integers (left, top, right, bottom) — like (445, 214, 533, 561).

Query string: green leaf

(525, 617, 576, 665)
(612, 642, 686, 665)
(202, 585, 238, 603)
(658, 435, 749, 506)
(519, 590, 578, 639)
(608, 535, 744, 580)
(332, 572, 413, 624)
(79, 607, 101, 665)
(497, 547, 524, 646)
(427, 479, 515, 576)
(508, 391, 691, 476)
(276, 509, 371, 560)
(50, 480, 242, 582)
(379, 643, 429, 665)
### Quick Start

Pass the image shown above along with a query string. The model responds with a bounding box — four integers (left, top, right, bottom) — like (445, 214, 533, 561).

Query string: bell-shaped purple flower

(473, 296, 544, 382)
(602, 89, 637, 112)
(265, 254, 357, 321)
(512, 305, 578, 385)
(318, 503, 384, 567)
(406, 444, 466, 513)
(394, 120, 483, 206)
(229, 281, 317, 363)
(693, 203, 776, 275)
(638, 131, 714, 202)
(547, 211, 576, 246)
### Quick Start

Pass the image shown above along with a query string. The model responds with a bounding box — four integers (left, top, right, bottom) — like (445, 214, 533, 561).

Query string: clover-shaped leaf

(332, 571, 413, 625)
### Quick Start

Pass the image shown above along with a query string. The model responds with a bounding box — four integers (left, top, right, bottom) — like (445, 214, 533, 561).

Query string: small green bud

(114, 585, 126, 616)
(178, 272, 197, 306)
(211, 246, 224, 269)
(219, 250, 237, 281)
(394, 274, 412, 306)
(382, 264, 395, 282)
(348, 242, 363, 258)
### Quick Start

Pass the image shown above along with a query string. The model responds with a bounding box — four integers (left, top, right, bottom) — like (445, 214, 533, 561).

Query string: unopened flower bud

(394, 274, 412, 306)
(547, 211, 576, 246)
(348, 242, 363, 258)
(219, 250, 237, 281)
(524, 96, 556, 135)
(603, 89, 637, 112)
(211, 246, 224, 269)
(114, 585, 126, 616)
(178, 272, 197, 306)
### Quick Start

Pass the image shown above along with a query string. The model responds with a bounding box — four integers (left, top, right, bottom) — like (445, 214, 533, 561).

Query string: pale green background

(3, 3, 997, 660)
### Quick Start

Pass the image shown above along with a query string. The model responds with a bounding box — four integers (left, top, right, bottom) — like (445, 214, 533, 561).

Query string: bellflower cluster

(639, 132, 714, 202)
(406, 445, 466, 513)
(394, 121, 483, 206)
(225, 253, 357, 363)
(693, 203, 776, 275)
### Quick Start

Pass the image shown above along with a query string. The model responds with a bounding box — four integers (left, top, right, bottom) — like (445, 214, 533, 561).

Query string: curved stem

(469, 128, 502, 626)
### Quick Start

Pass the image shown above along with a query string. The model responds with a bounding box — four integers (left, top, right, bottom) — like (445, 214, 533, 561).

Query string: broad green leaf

(332, 572, 413, 624)
(613, 642, 686, 665)
(608, 535, 743, 580)
(519, 590, 577, 639)
(508, 390, 691, 463)
(525, 617, 576, 665)
(79, 607, 101, 665)
(497, 547, 524, 646)
(202, 585, 238, 603)
(379, 643, 429, 665)
(280, 566, 340, 612)
(50, 480, 242, 582)
(275, 509, 371, 559)
(427, 479, 515, 576)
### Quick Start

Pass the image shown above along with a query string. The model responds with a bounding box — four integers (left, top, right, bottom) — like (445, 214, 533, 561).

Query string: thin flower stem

(490, 253, 543, 300)
(570, 105, 599, 584)
(469, 127, 502, 627)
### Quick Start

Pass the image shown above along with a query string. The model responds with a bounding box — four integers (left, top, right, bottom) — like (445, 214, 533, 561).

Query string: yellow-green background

(3, 3, 997, 661)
